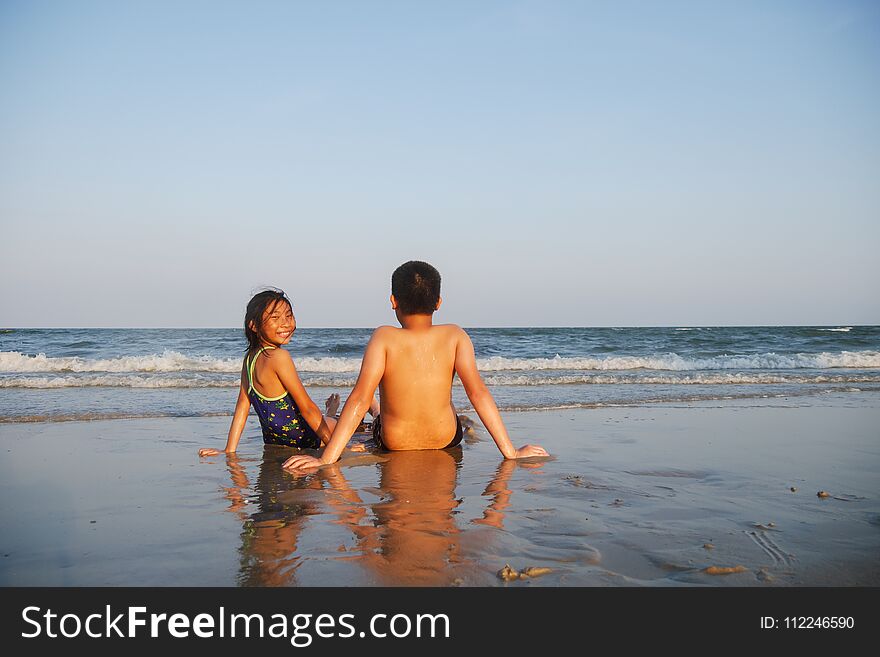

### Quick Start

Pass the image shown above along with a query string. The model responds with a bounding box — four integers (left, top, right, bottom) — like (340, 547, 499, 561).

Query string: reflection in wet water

(340, 449, 465, 586)
(227, 450, 310, 586)
(210, 406, 866, 588)
(223, 445, 525, 586)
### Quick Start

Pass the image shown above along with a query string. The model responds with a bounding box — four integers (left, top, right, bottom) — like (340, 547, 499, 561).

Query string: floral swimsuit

(246, 346, 321, 448)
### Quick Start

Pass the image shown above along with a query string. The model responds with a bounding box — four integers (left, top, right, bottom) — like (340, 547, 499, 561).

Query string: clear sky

(1, 0, 878, 327)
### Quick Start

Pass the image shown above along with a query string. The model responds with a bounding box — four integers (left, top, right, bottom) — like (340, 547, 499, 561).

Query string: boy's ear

(435, 296, 442, 311)
(390, 294, 398, 310)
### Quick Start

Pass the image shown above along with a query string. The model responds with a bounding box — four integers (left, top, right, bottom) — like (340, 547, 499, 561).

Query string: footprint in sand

(745, 529, 795, 567)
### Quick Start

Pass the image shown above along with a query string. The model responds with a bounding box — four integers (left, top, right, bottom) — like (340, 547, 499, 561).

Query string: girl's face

(259, 301, 296, 346)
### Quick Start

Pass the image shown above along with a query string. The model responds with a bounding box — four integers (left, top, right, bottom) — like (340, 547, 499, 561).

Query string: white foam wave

(2, 350, 878, 379)
(482, 373, 880, 386)
(0, 351, 362, 374)
(476, 351, 880, 371)
(818, 327, 852, 332)
(301, 376, 359, 387)
(0, 375, 240, 389)
(0, 350, 239, 373)
(4, 371, 879, 389)
(295, 357, 362, 372)
(0, 375, 364, 389)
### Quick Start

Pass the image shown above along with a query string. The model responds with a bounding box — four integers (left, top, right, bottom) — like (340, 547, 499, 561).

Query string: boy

(282, 261, 547, 471)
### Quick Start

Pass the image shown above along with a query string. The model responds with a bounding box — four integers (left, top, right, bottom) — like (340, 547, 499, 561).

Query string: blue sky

(1, 0, 878, 327)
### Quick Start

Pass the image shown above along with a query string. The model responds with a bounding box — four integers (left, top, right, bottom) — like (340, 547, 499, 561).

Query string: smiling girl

(199, 289, 340, 456)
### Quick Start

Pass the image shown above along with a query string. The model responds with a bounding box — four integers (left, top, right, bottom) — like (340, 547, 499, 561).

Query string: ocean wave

(0, 375, 240, 389)
(295, 357, 362, 372)
(0, 351, 362, 374)
(0, 373, 368, 389)
(475, 351, 880, 371)
(3, 371, 880, 389)
(5, 387, 875, 423)
(0, 351, 240, 373)
(818, 327, 853, 332)
(2, 350, 879, 377)
(482, 373, 880, 386)
(301, 376, 359, 387)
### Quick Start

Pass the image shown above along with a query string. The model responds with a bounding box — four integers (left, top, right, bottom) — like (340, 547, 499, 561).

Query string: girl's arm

(271, 350, 334, 444)
(199, 365, 250, 456)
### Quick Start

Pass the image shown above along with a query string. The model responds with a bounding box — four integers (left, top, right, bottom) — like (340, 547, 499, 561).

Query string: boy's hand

(512, 444, 549, 459)
(282, 454, 326, 471)
(199, 448, 223, 457)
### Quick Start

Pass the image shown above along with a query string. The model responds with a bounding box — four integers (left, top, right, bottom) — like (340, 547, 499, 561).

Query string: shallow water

(1, 398, 877, 586)
(2, 326, 879, 422)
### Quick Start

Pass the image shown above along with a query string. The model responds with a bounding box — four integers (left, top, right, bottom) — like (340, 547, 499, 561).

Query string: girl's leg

(323, 393, 341, 432)
(326, 393, 380, 423)
(320, 393, 380, 440)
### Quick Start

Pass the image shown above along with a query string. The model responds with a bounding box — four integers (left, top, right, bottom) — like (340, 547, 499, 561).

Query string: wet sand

(1, 396, 878, 586)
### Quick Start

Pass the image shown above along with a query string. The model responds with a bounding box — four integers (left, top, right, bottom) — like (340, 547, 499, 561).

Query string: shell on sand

(703, 565, 748, 575)
(520, 567, 553, 578)
(497, 564, 519, 581)
(497, 564, 554, 581)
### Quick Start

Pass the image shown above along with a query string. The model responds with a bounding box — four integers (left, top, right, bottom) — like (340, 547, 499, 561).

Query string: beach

(2, 7, 877, 650)
(2, 395, 877, 587)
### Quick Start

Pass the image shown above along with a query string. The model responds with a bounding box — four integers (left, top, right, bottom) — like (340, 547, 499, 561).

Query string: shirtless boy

(282, 261, 548, 470)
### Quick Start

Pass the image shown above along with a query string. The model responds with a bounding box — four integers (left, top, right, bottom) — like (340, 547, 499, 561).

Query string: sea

(1, 326, 879, 423)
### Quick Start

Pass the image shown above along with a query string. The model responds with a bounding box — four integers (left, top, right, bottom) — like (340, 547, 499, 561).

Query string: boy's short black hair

(391, 261, 441, 315)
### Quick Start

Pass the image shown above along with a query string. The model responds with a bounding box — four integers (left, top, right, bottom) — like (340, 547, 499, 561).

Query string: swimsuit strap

(246, 345, 276, 394)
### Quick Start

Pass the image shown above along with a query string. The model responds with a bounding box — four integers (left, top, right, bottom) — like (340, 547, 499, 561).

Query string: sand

(0, 396, 878, 586)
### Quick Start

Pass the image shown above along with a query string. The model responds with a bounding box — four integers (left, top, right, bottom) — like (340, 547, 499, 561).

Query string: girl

(199, 289, 340, 456)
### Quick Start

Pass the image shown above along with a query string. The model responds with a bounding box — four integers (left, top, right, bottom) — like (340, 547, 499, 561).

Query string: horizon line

(1, 324, 876, 330)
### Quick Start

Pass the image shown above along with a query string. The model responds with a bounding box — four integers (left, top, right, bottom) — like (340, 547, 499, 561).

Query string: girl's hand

(282, 454, 325, 471)
(199, 448, 223, 457)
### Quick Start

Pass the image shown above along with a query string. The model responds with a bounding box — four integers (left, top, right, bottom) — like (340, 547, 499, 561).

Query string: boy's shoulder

(433, 323, 467, 337)
(372, 323, 466, 339)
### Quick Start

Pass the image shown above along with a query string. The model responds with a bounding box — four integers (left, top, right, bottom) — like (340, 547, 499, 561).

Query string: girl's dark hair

(244, 288, 292, 353)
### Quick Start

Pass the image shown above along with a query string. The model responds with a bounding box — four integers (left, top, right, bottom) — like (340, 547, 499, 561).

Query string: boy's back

(282, 260, 547, 471)
(372, 324, 461, 450)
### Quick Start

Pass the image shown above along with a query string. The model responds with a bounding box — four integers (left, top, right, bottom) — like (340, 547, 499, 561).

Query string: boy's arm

(272, 350, 335, 444)
(283, 329, 387, 470)
(200, 366, 250, 456)
(454, 329, 548, 460)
